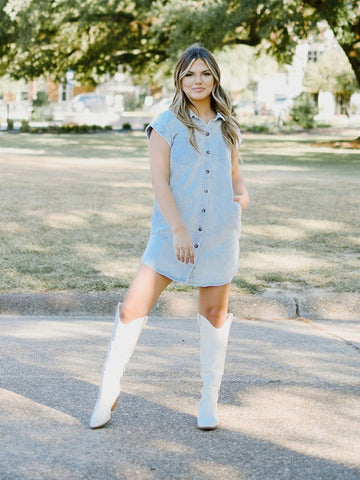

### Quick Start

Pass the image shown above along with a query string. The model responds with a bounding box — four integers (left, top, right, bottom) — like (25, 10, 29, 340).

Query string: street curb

(0, 289, 358, 322)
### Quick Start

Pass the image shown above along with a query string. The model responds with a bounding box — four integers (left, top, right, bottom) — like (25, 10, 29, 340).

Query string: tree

(150, 0, 360, 86)
(303, 48, 358, 113)
(0, 0, 160, 84)
(291, 92, 318, 128)
(0, 0, 359, 88)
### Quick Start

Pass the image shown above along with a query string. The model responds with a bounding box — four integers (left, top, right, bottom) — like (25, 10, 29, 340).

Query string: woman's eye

(204, 72, 211, 76)
(185, 73, 193, 77)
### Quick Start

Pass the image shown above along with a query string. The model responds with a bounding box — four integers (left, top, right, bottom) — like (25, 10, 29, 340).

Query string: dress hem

(141, 260, 233, 287)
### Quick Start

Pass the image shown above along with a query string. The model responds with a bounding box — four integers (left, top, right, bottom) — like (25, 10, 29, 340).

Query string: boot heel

(111, 398, 118, 411)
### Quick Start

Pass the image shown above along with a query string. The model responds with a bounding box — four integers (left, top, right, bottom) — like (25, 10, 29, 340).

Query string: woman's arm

(231, 146, 249, 212)
(148, 130, 194, 264)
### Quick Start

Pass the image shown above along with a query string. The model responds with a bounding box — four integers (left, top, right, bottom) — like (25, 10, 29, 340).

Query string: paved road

(1, 313, 359, 480)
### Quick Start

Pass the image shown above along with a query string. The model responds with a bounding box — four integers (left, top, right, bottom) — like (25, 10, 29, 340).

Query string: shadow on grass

(0, 132, 359, 294)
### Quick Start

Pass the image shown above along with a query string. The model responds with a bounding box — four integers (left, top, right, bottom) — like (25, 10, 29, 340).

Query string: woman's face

(181, 58, 214, 103)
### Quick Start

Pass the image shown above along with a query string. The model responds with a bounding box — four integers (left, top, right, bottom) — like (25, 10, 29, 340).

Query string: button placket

(193, 140, 212, 255)
(190, 121, 214, 263)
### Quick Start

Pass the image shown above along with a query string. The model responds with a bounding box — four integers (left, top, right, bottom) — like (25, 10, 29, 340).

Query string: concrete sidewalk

(1, 313, 359, 480)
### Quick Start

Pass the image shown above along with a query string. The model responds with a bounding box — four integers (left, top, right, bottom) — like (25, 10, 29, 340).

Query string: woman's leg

(198, 283, 231, 328)
(197, 283, 233, 430)
(90, 264, 171, 429)
(120, 263, 172, 323)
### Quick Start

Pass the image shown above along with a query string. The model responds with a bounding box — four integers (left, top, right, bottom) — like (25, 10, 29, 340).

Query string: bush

(10, 123, 112, 134)
(32, 91, 49, 108)
(7, 119, 14, 131)
(290, 92, 318, 129)
(20, 120, 30, 132)
(122, 122, 132, 130)
(79, 124, 90, 133)
(245, 124, 272, 133)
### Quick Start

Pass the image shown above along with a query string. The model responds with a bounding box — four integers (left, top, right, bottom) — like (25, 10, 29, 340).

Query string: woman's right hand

(173, 227, 195, 264)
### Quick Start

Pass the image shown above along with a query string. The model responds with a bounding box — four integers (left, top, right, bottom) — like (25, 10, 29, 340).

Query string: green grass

(236, 132, 360, 293)
(0, 130, 359, 294)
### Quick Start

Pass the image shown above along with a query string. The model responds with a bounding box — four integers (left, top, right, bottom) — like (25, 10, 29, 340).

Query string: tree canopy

(304, 48, 358, 96)
(1, 0, 359, 87)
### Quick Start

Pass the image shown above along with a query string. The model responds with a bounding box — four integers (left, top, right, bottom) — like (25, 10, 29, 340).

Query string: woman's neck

(190, 100, 216, 123)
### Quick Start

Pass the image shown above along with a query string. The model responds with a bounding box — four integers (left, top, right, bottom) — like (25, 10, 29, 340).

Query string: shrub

(290, 92, 318, 129)
(245, 124, 272, 133)
(32, 91, 49, 108)
(20, 120, 30, 132)
(122, 122, 132, 130)
(12, 123, 111, 134)
(7, 119, 14, 131)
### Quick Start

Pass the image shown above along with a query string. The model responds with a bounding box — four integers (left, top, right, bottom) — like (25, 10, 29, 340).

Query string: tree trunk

(305, 0, 360, 89)
(340, 43, 360, 89)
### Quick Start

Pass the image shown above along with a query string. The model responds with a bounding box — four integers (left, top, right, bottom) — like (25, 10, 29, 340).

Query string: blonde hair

(170, 44, 241, 151)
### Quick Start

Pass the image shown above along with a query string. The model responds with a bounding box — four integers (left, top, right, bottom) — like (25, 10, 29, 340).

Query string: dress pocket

(233, 201, 242, 235)
(233, 200, 242, 217)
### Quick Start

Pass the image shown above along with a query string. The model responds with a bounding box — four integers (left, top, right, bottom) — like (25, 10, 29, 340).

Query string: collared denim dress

(142, 109, 242, 287)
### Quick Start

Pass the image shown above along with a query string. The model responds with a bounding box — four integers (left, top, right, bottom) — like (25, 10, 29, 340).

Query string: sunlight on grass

(0, 147, 48, 155)
(243, 251, 327, 273)
(348, 236, 360, 246)
(289, 218, 347, 232)
(0, 222, 28, 234)
(246, 164, 311, 172)
(43, 213, 88, 229)
(246, 224, 306, 241)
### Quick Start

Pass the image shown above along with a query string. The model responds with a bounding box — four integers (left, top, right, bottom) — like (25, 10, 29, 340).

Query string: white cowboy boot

(90, 303, 147, 429)
(197, 312, 233, 430)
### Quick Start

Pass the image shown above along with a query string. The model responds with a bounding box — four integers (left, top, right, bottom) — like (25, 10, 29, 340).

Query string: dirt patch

(311, 137, 360, 149)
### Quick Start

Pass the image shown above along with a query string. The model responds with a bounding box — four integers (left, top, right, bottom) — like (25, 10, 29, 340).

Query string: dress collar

(189, 110, 225, 122)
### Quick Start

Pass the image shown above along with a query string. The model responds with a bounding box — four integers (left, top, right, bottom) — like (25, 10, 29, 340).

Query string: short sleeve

(146, 110, 174, 146)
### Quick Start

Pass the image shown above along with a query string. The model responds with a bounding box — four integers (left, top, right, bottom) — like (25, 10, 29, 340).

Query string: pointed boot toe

(197, 389, 219, 430)
(89, 399, 114, 429)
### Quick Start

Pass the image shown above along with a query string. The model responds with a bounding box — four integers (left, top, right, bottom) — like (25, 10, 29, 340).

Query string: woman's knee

(119, 301, 148, 324)
(200, 305, 228, 328)
(119, 265, 172, 323)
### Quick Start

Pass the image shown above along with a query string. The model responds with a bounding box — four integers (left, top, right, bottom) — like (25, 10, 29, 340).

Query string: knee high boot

(90, 303, 147, 429)
(197, 313, 233, 430)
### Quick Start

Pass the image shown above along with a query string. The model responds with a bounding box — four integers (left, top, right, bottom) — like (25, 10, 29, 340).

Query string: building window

(307, 49, 320, 62)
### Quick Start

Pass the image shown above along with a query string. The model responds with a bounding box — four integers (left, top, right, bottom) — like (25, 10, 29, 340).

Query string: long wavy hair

(170, 44, 241, 151)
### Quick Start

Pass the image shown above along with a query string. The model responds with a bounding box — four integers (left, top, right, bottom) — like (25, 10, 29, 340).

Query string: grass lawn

(0, 130, 359, 295)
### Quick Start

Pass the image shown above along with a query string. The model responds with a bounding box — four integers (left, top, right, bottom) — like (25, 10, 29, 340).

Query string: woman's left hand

(234, 193, 249, 212)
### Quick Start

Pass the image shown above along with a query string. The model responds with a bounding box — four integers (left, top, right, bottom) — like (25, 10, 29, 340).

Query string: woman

(90, 44, 249, 431)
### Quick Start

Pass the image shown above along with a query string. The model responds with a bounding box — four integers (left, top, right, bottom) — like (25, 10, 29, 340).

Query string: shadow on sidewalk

(1, 316, 359, 479)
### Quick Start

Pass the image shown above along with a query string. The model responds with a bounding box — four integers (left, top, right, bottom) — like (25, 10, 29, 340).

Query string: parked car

(150, 97, 172, 115)
(234, 100, 272, 117)
(234, 100, 256, 117)
(72, 94, 111, 113)
(270, 97, 294, 117)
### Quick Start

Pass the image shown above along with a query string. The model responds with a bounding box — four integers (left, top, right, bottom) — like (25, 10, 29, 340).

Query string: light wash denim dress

(142, 109, 242, 287)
